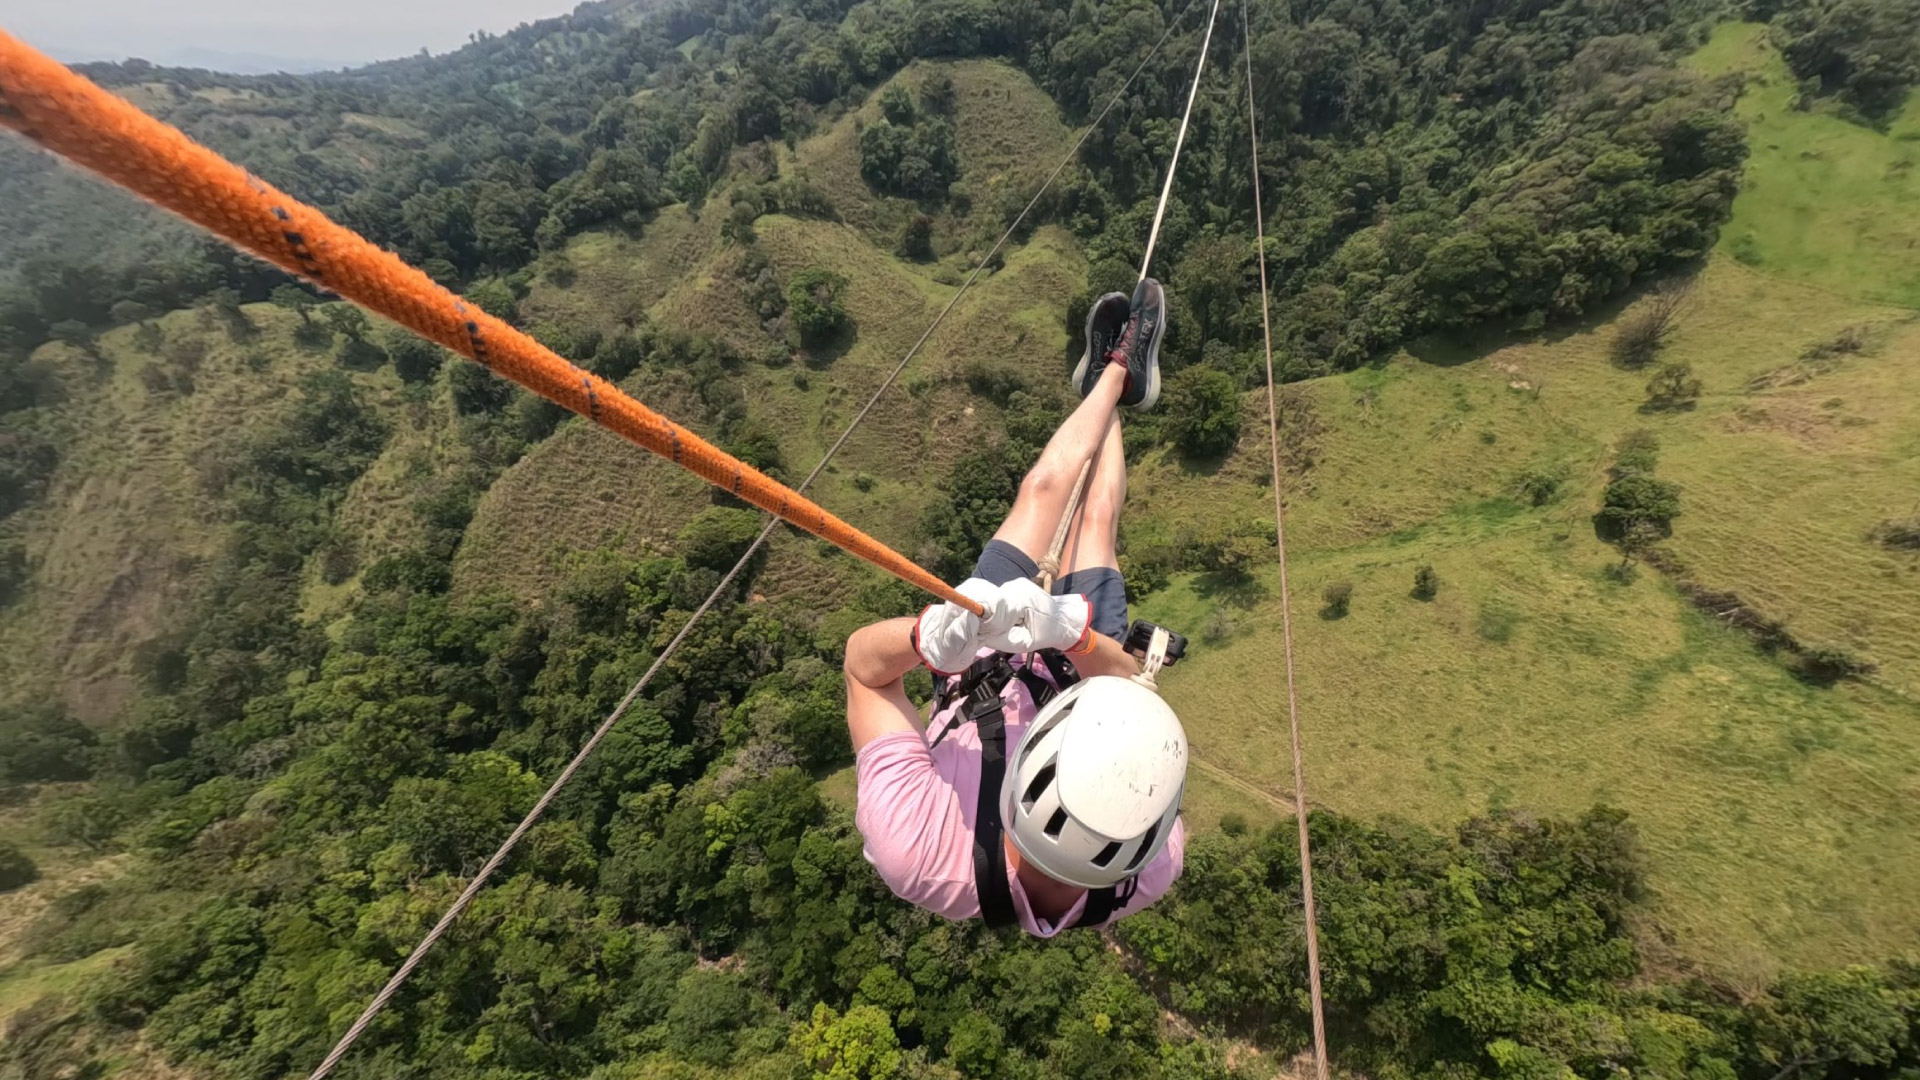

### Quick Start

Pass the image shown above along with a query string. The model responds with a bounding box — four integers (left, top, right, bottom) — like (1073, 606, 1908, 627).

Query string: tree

(388, 334, 445, 384)
(1412, 564, 1439, 600)
(320, 303, 371, 342)
(1645, 362, 1703, 411)
(918, 73, 956, 117)
(0, 706, 96, 785)
(1322, 581, 1353, 618)
(0, 840, 35, 892)
(1165, 368, 1242, 457)
(1612, 281, 1692, 369)
(677, 506, 764, 572)
(788, 268, 850, 347)
(451, 362, 515, 415)
(877, 84, 916, 126)
(1600, 473, 1682, 538)
(270, 284, 315, 325)
(898, 214, 933, 261)
(794, 1003, 905, 1080)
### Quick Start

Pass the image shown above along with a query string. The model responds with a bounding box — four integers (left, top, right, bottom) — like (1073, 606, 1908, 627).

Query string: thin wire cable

(1046, 0, 1224, 582)
(1241, 2, 1330, 1078)
(1138, 0, 1223, 285)
(305, 10, 1202, 1076)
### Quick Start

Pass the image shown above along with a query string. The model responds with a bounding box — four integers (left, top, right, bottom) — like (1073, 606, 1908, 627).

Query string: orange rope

(0, 30, 980, 617)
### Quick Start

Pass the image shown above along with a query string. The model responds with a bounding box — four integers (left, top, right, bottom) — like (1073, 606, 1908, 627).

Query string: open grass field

(1133, 254, 1920, 986)
(1691, 23, 1920, 307)
(1111, 28, 1920, 983)
(786, 58, 1077, 251)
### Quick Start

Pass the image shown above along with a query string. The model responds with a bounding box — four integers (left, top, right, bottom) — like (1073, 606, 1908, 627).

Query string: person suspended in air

(843, 279, 1187, 936)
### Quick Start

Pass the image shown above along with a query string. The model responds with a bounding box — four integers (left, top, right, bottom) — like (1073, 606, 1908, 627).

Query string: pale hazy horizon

(4, 0, 585, 73)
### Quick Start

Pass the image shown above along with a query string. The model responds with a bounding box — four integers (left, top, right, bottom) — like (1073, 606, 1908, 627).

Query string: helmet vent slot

(1091, 841, 1123, 868)
(1043, 808, 1070, 838)
(1124, 821, 1161, 871)
(1021, 764, 1056, 810)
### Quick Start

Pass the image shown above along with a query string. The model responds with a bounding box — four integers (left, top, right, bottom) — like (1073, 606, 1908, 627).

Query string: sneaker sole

(1074, 293, 1129, 399)
(1125, 281, 1165, 411)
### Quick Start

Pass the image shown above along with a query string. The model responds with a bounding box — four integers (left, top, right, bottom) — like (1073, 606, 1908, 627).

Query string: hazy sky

(6, 0, 583, 71)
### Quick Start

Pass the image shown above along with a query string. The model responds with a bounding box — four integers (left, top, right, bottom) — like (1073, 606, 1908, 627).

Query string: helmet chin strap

(1131, 626, 1172, 691)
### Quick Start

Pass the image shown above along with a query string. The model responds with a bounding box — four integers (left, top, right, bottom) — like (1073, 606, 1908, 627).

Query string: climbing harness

(929, 622, 1185, 927)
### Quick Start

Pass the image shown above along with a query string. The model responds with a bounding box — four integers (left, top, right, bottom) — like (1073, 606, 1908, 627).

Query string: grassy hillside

(1137, 258, 1920, 982)
(1692, 22, 1920, 307)
(0, 307, 411, 721)
(1122, 30, 1920, 981)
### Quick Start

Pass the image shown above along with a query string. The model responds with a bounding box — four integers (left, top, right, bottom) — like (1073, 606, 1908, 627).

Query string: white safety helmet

(999, 675, 1187, 889)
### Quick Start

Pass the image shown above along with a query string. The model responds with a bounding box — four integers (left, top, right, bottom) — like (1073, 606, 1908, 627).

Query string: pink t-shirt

(854, 696, 1185, 937)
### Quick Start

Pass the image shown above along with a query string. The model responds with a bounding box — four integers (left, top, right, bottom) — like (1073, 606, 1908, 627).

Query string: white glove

(985, 578, 1092, 655)
(914, 578, 1017, 674)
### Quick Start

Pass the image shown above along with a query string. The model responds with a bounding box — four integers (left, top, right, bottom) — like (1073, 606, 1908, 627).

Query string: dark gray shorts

(972, 539, 1129, 642)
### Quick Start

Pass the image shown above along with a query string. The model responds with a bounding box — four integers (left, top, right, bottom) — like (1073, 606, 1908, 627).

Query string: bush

(1322, 582, 1353, 619)
(1611, 281, 1691, 369)
(0, 840, 36, 892)
(898, 214, 933, 261)
(0, 537, 25, 608)
(1218, 812, 1249, 837)
(787, 268, 850, 348)
(361, 550, 452, 595)
(1412, 564, 1439, 600)
(1477, 601, 1520, 643)
(1515, 466, 1565, 506)
(1165, 368, 1242, 458)
(1644, 362, 1703, 411)
(1870, 517, 1920, 550)
(1794, 644, 1875, 686)
(1613, 430, 1661, 476)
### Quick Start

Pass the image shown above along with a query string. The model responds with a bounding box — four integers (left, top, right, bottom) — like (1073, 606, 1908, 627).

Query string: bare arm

(1070, 629, 1141, 680)
(844, 617, 926, 753)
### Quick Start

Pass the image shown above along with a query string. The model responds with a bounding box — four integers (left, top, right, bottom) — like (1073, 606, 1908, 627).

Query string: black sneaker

(1073, 292, 1132, 399)
(1111, 278, 1166, 410)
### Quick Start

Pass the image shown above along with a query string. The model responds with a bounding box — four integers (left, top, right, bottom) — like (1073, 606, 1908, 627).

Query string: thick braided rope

(1137, 0, 1222, 286)
(298, 9, 1203, 1075)
(1240, 2, 1331, 1076)
(0, 29, 978, 616)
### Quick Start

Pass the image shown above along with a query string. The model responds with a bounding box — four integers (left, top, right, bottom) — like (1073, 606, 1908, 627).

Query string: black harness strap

(970, 672, 1018, 929)
(952, 652, 1133, 932)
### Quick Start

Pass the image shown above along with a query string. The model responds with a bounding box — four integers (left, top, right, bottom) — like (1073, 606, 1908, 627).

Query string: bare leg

(991, 363, 1126, 562)
(1059, 416, 1125, 576)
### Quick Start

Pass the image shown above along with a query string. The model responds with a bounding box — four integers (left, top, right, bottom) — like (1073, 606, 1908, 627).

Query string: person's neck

(1004, 835, 1084, 923)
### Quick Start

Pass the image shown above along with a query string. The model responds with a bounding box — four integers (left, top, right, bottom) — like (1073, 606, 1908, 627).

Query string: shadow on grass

(1193, 571, 1268, 608)
(1401, 265, 1708, 366)
(800, 328, 857, 369)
